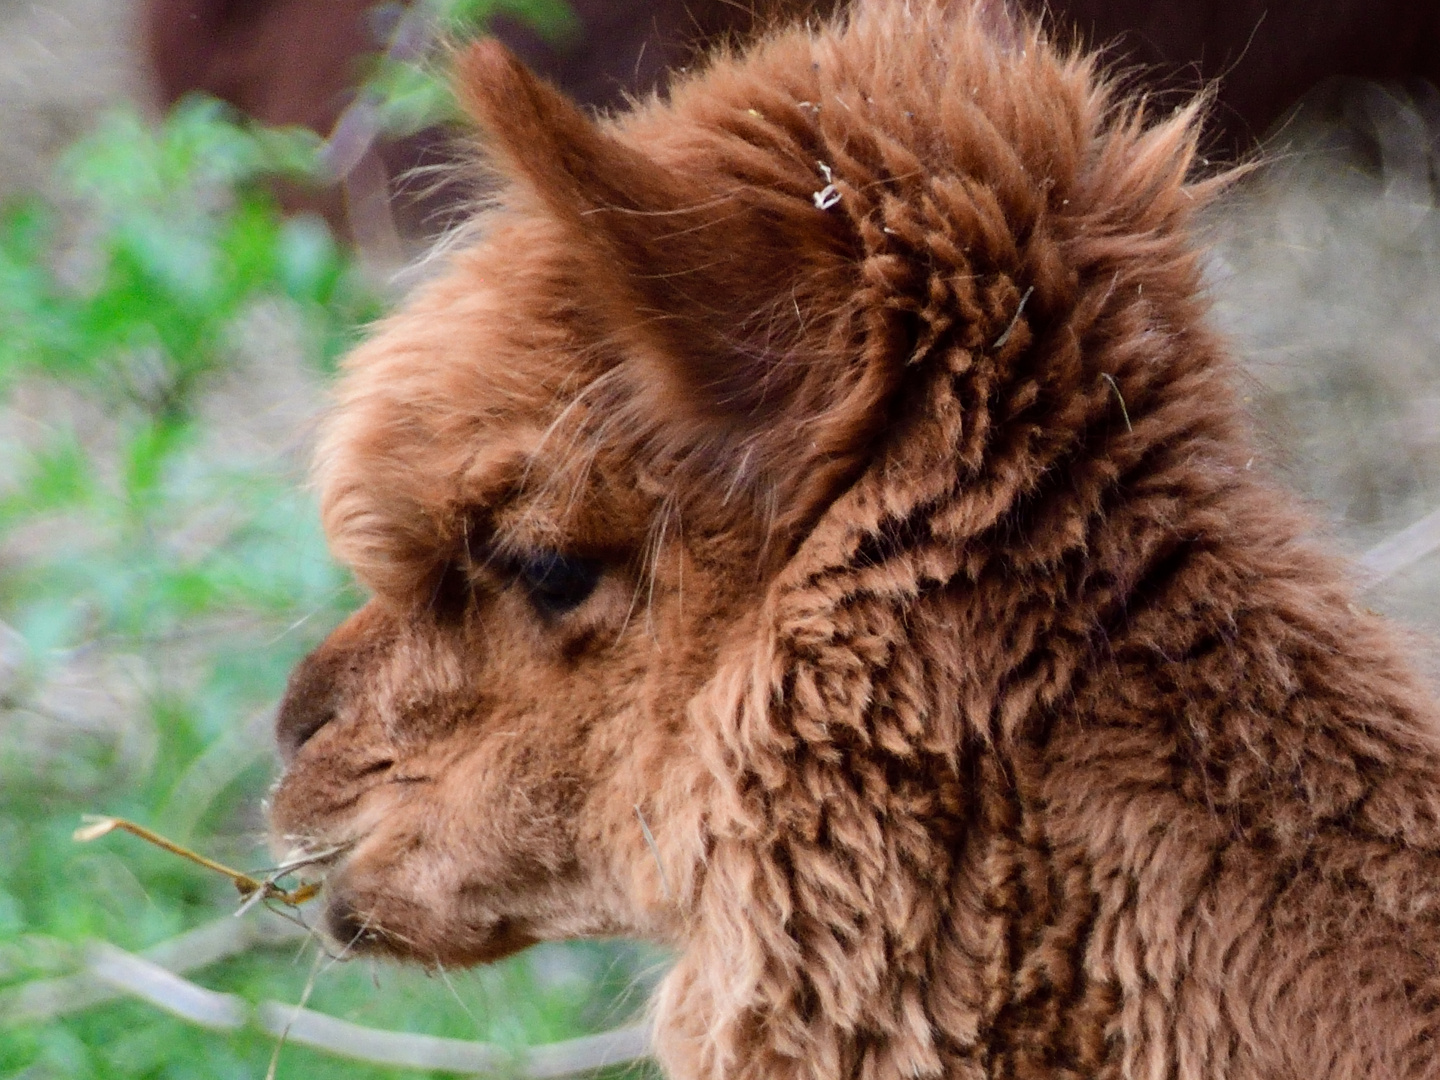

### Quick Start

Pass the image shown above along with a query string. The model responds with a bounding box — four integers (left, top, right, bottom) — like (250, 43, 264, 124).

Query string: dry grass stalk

(73, 815, 327, 908)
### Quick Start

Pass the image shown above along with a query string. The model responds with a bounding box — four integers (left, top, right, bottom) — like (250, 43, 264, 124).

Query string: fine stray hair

(268, 2, 1440, 1078)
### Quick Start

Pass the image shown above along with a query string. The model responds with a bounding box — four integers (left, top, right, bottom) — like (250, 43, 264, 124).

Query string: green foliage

(0, 100, 370, 414)
(0, 3, 661, 1076)
(364, 0, 580, 138)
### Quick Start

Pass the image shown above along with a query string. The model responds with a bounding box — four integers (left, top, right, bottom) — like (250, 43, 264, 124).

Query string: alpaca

(269, 3, 1440, 1077)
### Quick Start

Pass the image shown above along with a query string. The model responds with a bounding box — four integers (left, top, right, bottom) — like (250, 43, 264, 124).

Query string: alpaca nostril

(291, 707, 335, 751)
(275, 646, 343, 761)
(276, 690, 336, 760)
(272, 668, 336, 760)
(273, 604, 390, 764)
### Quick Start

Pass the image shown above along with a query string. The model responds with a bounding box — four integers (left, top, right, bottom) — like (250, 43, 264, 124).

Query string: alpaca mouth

(320, 871, 539, 963)
(265, 840, 399, 956)
(243, 838, 355, 912)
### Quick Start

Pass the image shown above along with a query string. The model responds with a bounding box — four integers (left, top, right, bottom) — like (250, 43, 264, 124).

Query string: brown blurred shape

(142, 0, 1440, 250)
(142, 0, 834, 252)
(1047, 0, 1440, 151)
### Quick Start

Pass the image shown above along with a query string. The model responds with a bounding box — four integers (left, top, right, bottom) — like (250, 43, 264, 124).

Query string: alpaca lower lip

(323, 889, 388, 954)
(322, 887, 537, 963)
(465, 919, 538, 964)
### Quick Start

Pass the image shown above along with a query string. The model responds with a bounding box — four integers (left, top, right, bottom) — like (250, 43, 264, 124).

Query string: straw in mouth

(74, 815, 350, 910)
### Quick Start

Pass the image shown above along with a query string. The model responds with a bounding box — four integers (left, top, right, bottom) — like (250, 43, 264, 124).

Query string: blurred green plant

(0, 102, 363, 408)
(0, 3, 660, 1077)
(362, 0, 580, 139)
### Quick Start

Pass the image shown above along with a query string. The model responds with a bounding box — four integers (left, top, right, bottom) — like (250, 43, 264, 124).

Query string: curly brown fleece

(268, 2, 1440, 1078)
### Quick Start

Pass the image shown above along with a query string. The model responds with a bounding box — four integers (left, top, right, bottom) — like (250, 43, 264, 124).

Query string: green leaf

(439, 0, 580, 40)
(120, 417, 191, 506)
(276, 214, 343, 303)
(3, 432, 96, 518)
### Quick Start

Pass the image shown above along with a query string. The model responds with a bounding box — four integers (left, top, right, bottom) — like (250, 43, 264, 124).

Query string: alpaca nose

(275, 600, 390, 762)
(275, 646, 340, 762)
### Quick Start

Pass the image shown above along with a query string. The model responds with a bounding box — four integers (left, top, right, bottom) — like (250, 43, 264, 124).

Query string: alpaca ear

(453, 39, 862, 431)
(453, 39, 682, 258)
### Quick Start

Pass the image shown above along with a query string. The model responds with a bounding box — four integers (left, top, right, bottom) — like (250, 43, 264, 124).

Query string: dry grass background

(1204, 80, 1440, 638)
(0, 0, 145, 203)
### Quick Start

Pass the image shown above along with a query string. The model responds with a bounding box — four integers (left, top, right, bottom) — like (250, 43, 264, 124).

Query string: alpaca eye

(430, 559, 474, 621)
(515, 551, 601, 616)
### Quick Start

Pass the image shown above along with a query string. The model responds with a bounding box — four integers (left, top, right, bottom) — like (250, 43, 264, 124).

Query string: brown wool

(269, 3, 1440, 1077)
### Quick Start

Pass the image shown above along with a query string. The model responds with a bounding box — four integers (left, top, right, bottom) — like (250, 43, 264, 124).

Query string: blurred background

(0, 1, 1437, 1077)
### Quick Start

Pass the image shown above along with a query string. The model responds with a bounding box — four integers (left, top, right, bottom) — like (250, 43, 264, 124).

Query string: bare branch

(1360, 504, 1440, 586)
(88, 942, 248, 1030)
(264, 1005, 653, 1076)
(524, 1023, 655, 1079)
(315, 1, 445, 271)
(318, 2, 441, 185)
(0, 914, 305, 1024)
(18, 939, 654, 1077)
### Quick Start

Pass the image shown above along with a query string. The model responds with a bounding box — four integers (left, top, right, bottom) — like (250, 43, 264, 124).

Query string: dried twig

(266, 939, 329, 1080)
(73, 816, 329, 908)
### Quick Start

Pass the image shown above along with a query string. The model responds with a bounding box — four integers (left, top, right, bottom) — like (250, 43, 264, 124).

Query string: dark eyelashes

(513, 551, 603, 616)
(431, 535, 604, 622)
(429, 558, 474, 621)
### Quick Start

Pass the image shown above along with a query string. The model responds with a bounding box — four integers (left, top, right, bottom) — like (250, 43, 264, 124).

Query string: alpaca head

(268, 0, 1212, 990)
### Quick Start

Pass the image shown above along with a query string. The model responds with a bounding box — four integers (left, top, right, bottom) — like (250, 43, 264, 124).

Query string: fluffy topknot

(322, 0, 1226, 594)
